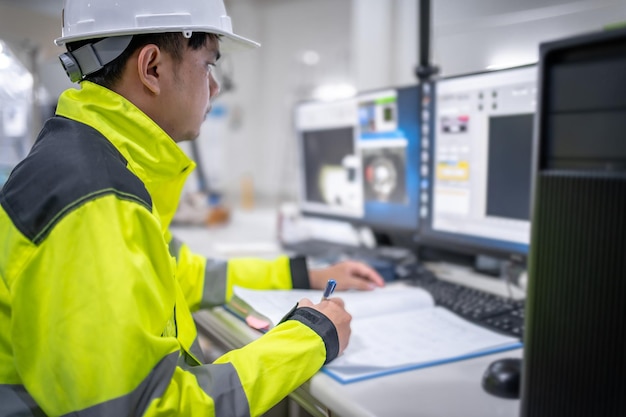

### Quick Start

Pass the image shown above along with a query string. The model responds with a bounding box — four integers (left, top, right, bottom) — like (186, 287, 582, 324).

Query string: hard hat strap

(59, 36, 133, 83)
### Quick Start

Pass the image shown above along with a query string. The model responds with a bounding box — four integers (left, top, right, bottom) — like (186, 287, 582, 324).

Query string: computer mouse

(365, 258, 396, 282)
(481, 358, 522, 399)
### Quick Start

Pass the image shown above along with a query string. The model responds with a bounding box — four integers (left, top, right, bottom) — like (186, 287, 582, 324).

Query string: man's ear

(137, 44, 162, 95)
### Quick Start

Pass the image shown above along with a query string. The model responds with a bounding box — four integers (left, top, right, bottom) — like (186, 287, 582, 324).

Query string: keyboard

(285, 240, 525, 338)
(407, 270, 525, 339)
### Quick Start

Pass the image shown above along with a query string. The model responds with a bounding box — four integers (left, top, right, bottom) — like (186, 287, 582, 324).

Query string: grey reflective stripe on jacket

(168, 236, 184, 263)
(0, 352, 177, 417)
(189, 336, 207, 364)
(200, 259, 228, 309)
(179, 336, 207, 367)
(180, 362, 250, 417)
(0, 384, 45, 416)
(168, 236, 228, 309)
(1, 352, 248, 417)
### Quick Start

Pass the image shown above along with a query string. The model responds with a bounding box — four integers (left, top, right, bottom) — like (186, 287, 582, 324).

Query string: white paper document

(232, 285, 521, 383)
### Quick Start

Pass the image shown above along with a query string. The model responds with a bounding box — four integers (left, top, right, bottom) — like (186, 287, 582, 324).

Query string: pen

(321, 279, 337, 302)
(278, 279, 336, 325)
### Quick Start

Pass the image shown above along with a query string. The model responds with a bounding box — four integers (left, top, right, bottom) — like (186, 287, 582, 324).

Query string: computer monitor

(295, 85, 421, 237)
(418, 65, 537, 262)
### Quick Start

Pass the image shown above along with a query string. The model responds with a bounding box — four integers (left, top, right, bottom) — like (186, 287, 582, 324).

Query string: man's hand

(298, 297, 352, 355)
(308, 260, 385, 291)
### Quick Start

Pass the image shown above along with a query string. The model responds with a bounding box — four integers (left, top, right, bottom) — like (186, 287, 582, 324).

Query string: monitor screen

(295, 85, 421, 233)
(419, 65, 537, 259)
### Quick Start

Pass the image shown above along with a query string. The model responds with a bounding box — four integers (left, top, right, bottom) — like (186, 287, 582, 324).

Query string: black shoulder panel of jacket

(0, 116, 152, 245)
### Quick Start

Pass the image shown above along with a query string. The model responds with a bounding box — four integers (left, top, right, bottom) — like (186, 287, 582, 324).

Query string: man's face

(161, 36, 221, 142)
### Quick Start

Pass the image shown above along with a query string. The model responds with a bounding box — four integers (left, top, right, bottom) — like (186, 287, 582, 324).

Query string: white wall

(432, 0, 626, 76)
(351, 0, 395, 91)
(212, 0, 354, 204)
(0, 2, 71, 142)
(0, 3, 61, 62)
(0, 2, 70, 100)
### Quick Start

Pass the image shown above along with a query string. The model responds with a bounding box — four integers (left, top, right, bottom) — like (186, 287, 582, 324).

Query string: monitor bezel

(417, 64, 538, 263)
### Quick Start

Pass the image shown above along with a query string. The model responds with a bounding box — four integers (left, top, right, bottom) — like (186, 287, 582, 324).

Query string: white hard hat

(55, 0, 259, 50)
(55, 0, 259, 83)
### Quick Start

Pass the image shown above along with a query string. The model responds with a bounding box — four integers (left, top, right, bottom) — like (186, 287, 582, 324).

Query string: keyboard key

(409, 275, 525, 339)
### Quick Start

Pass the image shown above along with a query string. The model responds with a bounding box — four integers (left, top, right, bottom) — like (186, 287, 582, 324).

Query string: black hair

(66, 32, 219, 89)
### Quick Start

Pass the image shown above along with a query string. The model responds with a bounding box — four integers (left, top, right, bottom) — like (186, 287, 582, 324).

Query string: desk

(172, 208, 523, 417)
(194, 297, 522, 417)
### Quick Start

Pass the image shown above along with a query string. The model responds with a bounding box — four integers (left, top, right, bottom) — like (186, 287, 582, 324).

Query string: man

(0, 1, 384, 416)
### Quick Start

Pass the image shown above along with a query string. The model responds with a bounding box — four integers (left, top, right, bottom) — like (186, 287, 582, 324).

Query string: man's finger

(347, 262, 385, 287)
(324, 297, 345, 308)
(298, 298, 314, 307)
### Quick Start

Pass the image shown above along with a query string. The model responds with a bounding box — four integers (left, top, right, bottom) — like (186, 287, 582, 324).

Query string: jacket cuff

(289, 256, 310, 289)
(286, 307, 339, 364)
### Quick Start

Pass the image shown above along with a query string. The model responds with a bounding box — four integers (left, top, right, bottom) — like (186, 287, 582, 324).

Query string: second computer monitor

(296, 85, 421, 234)
(421, 65, 537, 259)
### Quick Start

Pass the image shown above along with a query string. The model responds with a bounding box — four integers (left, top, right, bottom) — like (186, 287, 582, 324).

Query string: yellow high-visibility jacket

(0, 82, 339, 417)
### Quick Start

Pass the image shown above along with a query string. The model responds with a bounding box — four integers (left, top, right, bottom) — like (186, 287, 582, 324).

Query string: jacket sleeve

(145, 309, 338, 417)
(9, 197, 333, 417)
(168, 234, 310, 312)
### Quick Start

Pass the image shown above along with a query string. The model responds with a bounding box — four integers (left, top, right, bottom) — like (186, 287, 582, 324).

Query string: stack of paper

(230, 286, 522, 383)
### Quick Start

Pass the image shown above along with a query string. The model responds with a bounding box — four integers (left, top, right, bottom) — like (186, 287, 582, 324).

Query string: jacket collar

(56, 81, 196, 229)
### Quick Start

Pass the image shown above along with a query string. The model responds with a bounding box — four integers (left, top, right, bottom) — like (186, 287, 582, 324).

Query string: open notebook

(229, 285, 522, 383)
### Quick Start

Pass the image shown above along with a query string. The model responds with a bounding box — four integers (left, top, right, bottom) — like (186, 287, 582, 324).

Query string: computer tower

(521, 28, 626, 416)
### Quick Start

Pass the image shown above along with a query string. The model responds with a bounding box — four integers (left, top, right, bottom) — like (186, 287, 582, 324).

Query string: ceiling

(0, 0, 63, 17)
